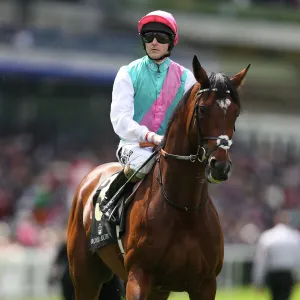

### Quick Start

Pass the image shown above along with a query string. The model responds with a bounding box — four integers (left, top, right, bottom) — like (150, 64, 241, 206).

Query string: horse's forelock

(209, 72, 241, 109)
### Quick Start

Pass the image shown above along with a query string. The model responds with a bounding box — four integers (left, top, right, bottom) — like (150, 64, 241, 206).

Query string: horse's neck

(159, 135, 208, 208)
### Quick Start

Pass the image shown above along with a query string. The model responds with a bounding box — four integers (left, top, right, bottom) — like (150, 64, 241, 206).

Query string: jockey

(100, 10, 196, 220)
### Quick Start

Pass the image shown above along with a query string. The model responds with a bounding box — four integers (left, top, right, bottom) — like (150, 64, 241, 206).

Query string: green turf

(169, 285, 300, 300)
(25, 285, 300, 300)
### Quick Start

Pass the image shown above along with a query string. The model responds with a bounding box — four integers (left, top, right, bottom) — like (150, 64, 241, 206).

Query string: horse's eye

(199, 105, 207, 114)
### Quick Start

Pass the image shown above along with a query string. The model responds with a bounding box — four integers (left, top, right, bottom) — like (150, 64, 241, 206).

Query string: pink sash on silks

(139, 62, 184, 133)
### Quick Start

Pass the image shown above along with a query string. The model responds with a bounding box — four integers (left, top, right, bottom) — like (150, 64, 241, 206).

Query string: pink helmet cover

(138, 10, 178, 45)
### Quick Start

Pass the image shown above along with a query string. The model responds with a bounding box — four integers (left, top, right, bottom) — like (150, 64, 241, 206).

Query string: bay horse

(67, 55, 250, 300)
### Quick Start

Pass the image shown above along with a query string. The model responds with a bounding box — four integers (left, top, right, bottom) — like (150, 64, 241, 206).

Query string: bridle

(160, 87, 233, 162)
(156, 87, 234, 211)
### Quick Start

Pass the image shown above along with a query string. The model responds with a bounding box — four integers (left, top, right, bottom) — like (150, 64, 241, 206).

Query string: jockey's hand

(147, 132, 164, 145)
(152, 134, 164, 145)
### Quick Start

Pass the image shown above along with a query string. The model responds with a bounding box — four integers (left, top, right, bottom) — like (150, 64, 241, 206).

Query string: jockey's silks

(110, 55, 196, 145)
(128, 56, 187, 135)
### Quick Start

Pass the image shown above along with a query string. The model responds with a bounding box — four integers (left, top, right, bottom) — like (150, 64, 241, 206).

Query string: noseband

(157, 87, 233, 212)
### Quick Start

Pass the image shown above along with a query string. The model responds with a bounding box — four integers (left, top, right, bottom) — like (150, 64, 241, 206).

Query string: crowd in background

(0, 132, 115, 248)
(0, 131, 299, 249)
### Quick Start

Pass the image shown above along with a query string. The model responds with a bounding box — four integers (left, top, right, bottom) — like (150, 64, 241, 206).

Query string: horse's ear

(231, 64, 251, 88)
(192, 55, 208, 85)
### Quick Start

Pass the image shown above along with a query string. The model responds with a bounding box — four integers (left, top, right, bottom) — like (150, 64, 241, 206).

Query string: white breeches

(116, 143, 156, 179)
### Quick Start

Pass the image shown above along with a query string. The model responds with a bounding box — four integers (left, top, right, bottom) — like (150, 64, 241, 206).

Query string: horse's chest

(143, 234, 222, 290)
(136, 227, 221, 273)
(126, 203, 223, 282)
(167, 234, 221, 267)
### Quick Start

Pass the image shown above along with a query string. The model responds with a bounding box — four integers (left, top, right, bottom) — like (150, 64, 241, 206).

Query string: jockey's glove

(146, 132, 164, 145)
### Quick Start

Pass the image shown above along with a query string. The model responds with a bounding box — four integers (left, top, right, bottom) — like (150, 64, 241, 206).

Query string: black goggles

(142, 32, 172, 44)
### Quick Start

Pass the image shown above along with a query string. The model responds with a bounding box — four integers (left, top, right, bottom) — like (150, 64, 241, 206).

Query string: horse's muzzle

(205, 158, 232, 184)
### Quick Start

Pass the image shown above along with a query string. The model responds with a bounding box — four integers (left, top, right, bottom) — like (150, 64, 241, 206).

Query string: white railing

(219, 244, 256, 288)
(0, 244, 257, 299)
(1, 243, 299, 298)
(0, 246, 58, 300)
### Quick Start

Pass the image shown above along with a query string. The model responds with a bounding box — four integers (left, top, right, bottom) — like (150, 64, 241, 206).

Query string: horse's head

(190, 55, 250, 184)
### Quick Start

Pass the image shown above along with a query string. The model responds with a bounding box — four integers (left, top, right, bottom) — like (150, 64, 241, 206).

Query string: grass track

(25, 285, 300, 300)
(170, 285, 300, 300)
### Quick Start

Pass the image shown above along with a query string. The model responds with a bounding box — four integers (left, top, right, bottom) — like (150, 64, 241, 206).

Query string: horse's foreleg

(126, 267, 153, 300)
(188, 277, 217, 300)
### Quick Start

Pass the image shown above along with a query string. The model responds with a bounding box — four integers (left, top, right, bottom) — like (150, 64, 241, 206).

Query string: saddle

(90, 143, 156, 252)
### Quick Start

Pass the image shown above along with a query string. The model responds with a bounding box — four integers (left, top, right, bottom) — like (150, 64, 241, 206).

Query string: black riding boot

(99, 170, 128, 222)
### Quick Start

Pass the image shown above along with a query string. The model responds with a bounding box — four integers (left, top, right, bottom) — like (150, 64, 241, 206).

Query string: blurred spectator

(15, 214, 40, 247)
(252, 210, 300, 300)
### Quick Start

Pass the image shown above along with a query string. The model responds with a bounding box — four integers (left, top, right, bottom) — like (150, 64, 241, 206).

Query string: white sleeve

(184, 69, 197, 93)
(110, 66, 150, 142)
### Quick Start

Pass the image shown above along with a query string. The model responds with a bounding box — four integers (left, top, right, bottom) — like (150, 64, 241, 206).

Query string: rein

(156, 155, 208, 212)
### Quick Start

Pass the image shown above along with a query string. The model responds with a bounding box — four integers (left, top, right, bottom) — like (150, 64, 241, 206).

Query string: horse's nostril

(214, 161, 231, 173)
(210, 158, 216, 168)
(224, 162, 231, 173)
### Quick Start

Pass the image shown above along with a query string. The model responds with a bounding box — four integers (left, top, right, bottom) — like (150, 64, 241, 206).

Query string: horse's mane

(162, 72, 241, 145)
(162, 84, 194, 145)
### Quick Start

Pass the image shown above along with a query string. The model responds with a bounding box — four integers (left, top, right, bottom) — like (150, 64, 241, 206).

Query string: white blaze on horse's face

(217, 98, 231, 113)
(214, 74, 231, 113)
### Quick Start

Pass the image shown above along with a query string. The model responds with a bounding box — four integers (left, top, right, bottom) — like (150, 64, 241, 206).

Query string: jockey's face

(143, 32, 170, 61)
